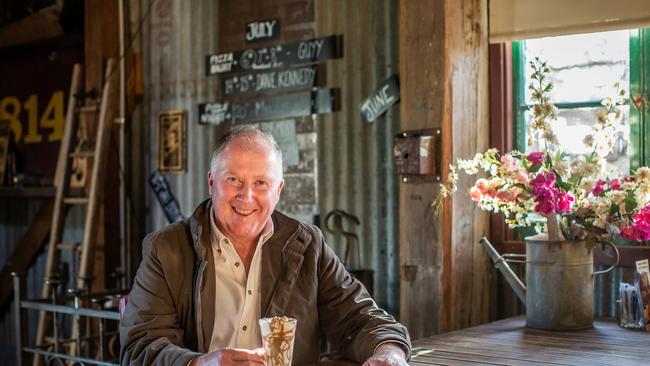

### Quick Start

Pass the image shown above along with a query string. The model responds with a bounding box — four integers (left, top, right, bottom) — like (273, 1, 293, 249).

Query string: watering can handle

(593, 241, 620, 277)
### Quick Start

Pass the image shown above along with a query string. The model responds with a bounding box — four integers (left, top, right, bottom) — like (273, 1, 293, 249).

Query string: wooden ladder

(34, 59, 117, 365)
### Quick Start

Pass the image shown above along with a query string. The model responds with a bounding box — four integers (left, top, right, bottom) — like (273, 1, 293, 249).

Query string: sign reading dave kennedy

(359, 75, 400, 123)
(206, 35, 341, 75)
(198, 88, 337, 125)
(221, 66, 317, 97)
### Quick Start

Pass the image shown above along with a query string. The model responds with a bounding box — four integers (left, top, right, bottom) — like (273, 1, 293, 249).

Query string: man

(120, 126, 411, 365)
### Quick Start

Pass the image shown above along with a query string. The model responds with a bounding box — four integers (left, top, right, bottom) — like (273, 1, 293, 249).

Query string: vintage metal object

(13, 272, 122, 366)
(158, 110, 186, 174)
(481, 237, 620, 330)
(324, 209, 374, 295)
(393, 128, 440, 183)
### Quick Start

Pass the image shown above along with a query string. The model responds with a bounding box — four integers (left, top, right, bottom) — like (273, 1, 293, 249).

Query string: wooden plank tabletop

(410, 316, 650, 366)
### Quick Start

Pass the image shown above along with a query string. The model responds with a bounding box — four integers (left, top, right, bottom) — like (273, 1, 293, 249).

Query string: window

(513, 29, 650, 176)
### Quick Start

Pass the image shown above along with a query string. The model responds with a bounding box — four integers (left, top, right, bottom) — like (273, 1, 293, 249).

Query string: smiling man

(120, 126, 411, 366)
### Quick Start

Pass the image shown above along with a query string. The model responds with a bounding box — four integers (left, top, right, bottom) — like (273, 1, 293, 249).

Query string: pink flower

(532, 186, 558, 215)
(591, 179, 607, 196)
(621, 226, 650, 241)
(475, 178, 489, 192)
(621, 205, 650, 242)
(535, 200, 556, 216)
(516, 170, 529, 184)
(529, 172, 572, 215)
(500, 154, 517, 170)
(470, 186, 482, 202)
(526, 152, 545, 168)
(531, 172, 556, 190)
(556, 192, 574, 212)
(610, 179, 621, 190)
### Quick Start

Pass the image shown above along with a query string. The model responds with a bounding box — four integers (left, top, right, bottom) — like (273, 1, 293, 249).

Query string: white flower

(579, 177, 596, 193)
(606, 190, 626, 205)
(457, 159, 479, 174)
(621, 181, 636, 191)
(555, 161, 570, 178)
(636, 167, 650, 182)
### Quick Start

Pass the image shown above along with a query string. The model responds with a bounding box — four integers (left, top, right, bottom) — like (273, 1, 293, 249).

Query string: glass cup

(258, 316, 297, 366)
(618, 282, 643, 329)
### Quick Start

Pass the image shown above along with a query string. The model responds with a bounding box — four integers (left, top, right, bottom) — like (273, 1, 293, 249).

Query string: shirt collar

(209, 208, 274, 249)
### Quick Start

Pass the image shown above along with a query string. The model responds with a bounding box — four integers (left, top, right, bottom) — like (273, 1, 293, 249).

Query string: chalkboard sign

(222, 66, 317, 97)
(246, 18, 280, 43)
(198, 88, 338, 125)
(206, 35, 342, 75)
(149, 170, 184, 223)
(360, 75, 400, 123)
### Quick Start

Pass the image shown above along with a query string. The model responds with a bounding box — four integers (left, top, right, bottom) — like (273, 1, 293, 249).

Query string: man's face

(208, 139, 284, 246)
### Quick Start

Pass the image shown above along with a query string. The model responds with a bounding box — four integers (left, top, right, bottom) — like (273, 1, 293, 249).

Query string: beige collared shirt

(208, 210, 274, 351)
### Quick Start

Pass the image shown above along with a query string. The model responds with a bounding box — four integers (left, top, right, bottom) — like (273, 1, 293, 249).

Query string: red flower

(526, 152, 545, 168)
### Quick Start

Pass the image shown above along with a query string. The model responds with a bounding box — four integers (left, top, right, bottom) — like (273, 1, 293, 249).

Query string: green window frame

(512, 29, 650, 170)
(630, 28, 650, 170)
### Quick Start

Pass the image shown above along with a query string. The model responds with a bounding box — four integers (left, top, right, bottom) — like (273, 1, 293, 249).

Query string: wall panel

(315, 0, 400, 313)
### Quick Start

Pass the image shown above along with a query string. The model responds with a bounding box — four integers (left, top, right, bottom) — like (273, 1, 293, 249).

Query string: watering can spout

(480, 237, 526, 305)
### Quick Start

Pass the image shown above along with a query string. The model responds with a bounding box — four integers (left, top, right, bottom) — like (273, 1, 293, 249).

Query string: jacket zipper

(194, 259, 208, 352)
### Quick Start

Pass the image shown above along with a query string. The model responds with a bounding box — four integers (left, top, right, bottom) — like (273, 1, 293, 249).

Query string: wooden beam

(399, 0, 491, 338)
(0, 200, 53, 310)
(84, 0, 121, 292)
(398, 0, 446, 340)
(488, 43, 514, 246)
(444, 0, 491, 331)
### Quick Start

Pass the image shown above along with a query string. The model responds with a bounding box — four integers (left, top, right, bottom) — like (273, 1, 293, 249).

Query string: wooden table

(410, 316, 650, 365)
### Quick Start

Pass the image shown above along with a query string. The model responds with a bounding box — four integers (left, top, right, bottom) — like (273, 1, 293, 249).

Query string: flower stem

(545, 213, 564, 241)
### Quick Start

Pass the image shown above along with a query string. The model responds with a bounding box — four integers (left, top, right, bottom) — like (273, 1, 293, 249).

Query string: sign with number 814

(0, 90, 65, 144)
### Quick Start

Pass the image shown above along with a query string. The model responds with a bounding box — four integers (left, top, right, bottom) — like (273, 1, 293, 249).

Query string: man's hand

(362, 343, 408, 366)
(190, 347, 266, 366)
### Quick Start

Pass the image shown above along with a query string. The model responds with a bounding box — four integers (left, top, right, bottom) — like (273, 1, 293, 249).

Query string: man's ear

(277, 179, 284, 196)
(207, 171, 214, 193)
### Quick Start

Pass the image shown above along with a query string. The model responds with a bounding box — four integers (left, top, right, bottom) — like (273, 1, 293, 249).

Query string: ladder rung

(63, 197, 89, 205)
(79, 105, 98, 113)
(56, 243, 82, 251)
(69, 150, 94, 158)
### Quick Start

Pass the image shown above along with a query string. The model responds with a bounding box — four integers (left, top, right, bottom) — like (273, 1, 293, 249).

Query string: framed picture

(158, 110, 186, 174)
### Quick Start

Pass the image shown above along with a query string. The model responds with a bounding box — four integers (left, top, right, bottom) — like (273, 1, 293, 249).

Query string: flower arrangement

(435, 58, 650, 246)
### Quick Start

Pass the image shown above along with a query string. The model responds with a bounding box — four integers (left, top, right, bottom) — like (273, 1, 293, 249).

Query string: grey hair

(210, 125, 283, 176)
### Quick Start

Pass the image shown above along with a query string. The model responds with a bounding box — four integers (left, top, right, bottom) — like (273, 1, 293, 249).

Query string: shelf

(0, 186, 56, 198)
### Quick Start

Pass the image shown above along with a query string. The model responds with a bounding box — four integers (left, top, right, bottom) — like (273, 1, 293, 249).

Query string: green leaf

(625, 191, 638, 212)
(557, 180, 572, 191)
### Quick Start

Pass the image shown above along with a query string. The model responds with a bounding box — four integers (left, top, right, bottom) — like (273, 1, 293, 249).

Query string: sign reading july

(245, 18, 280, 43)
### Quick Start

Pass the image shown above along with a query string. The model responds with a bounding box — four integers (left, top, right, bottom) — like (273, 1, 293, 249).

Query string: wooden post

(84, 0, 121, 292)
(398, 0, 446, 339)
(399, 0, 491, 338)
(444, 0, 491, 331)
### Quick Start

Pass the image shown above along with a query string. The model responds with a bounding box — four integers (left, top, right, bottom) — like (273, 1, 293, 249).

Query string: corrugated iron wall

(315, 0, 400, 313)
(134, 0, 402, 314)
(0, 200, 84, 363)
(137, 0, 220, 230)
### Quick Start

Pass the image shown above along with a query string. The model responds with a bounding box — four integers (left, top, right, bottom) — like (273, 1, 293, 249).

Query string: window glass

(524, 30, 629, 104)
(520, 30, 631, 175)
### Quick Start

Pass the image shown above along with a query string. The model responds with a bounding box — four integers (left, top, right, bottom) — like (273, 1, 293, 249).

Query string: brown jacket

(120, 199, 411, 365)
